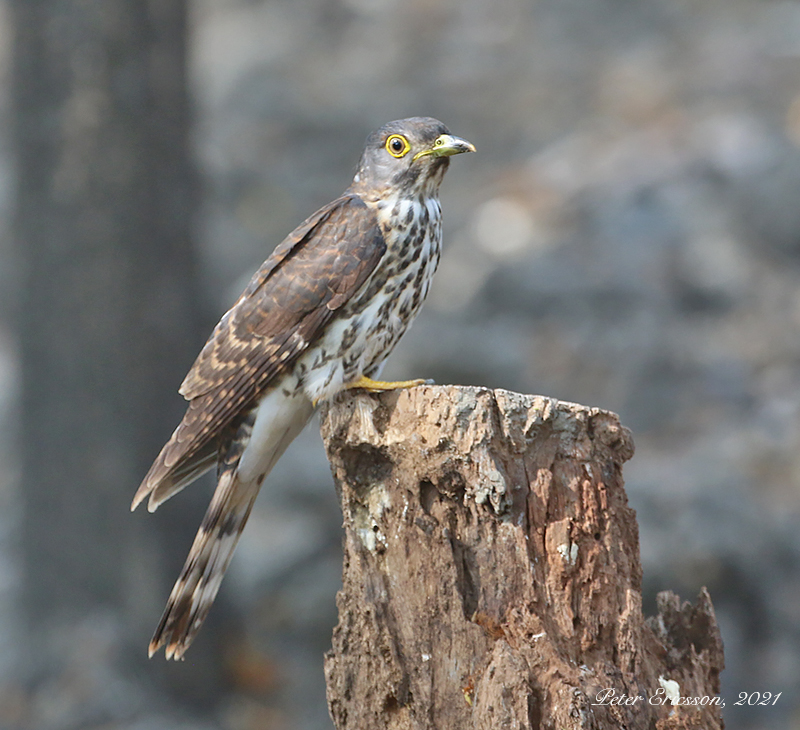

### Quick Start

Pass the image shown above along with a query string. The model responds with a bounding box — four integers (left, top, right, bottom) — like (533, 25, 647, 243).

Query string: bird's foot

(346, 375, 433, 392)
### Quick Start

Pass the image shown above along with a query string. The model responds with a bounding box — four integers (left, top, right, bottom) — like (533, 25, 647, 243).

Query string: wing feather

(133, 195, 385, 511)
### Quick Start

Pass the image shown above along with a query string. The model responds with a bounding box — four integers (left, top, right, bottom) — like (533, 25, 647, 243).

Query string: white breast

(297, 194, 442, 403)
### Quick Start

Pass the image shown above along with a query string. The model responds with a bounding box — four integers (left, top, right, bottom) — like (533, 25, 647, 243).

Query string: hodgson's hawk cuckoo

(132, 117, 475, 659)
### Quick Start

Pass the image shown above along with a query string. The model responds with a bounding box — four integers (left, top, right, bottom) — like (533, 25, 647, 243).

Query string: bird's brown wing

(132, 194, 385, 511)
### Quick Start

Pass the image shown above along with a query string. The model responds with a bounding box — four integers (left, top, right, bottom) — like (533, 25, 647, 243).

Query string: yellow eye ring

(385, 134, 411, 158)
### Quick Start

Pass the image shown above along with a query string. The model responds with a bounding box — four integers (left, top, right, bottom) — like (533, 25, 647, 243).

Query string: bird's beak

(414, 133, 476, 161)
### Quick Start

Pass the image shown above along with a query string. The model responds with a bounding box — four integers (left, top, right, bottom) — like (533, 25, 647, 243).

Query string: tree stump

(320, 385, 724, 730)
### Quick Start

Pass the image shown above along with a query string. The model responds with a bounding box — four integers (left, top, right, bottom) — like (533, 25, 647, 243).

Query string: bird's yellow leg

(346, 375, 429, 392)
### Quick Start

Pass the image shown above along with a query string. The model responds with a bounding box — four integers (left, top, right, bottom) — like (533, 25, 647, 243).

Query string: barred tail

(148, 464, 258, 660)
(146, 386, 315, 659)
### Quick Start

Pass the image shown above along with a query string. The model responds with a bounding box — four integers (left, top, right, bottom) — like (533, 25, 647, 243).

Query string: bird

(132, 117, 475, 660)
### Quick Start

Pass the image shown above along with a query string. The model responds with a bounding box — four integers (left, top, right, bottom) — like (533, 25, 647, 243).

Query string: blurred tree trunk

(11, 0, 225, 710)
(321, 386, 724, 730)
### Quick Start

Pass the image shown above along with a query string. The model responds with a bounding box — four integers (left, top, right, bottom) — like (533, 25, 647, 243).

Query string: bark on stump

(320, 385, 724, 730)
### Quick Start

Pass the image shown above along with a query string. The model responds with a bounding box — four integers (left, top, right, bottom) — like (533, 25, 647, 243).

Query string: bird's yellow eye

(385, 134, 411, 158)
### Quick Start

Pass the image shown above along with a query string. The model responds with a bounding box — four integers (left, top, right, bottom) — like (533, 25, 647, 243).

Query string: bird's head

(350, 117, 475, 199)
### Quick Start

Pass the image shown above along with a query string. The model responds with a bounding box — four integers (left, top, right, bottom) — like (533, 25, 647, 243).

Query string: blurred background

(1, 0, 799, 728)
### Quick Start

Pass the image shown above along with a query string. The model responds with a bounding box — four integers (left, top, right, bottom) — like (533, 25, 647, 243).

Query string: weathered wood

(320, 385, 724, 730)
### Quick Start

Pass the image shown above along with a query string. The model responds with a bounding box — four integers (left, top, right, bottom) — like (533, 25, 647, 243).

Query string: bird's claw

(346, 375, 433, 392)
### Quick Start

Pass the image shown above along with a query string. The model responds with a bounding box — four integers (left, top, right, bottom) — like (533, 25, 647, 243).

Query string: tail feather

(143, 386, 316, 659)
(148, 465, 258, 660)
